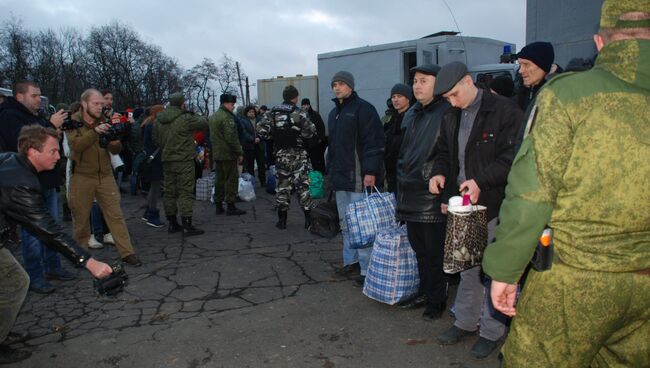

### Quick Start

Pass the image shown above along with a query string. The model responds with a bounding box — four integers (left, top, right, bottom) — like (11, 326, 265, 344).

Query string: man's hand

(490, 280, 518, 317)
(85, 258, 113, 279)
(363, 175, 375, 187)
(94, 123, 111, 135)
(254, 137, 260, 144)
(49, 109, 67, 129)
(459, 179, 481, 204)
(441, 203, 448, 215)
(429, 175, 445, 194)
(237, 155, 243, 164)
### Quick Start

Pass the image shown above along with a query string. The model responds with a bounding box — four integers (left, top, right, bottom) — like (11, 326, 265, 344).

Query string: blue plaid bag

(345, 188, 397, 249)
(363, 225, 419, 305)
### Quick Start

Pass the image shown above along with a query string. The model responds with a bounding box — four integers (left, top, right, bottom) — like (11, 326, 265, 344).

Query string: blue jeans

(21, 188, 63, 284)
(335, 191, 371, 276)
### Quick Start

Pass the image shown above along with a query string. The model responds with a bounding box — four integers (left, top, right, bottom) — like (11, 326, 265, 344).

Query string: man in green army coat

(209, 93, 246, 216)
(482, 1, 650, 366)
(153, 92, 208, 236)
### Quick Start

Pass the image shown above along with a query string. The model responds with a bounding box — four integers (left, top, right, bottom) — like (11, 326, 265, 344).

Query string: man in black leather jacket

(0, 125, 112, 364)
(395, 64, 451, 320)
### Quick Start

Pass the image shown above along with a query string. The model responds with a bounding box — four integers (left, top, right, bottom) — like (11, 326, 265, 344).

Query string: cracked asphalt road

(7, 188, 500, 368)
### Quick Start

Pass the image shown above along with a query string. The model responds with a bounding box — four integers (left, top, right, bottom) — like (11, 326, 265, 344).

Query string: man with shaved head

(66, 89, 142, 267)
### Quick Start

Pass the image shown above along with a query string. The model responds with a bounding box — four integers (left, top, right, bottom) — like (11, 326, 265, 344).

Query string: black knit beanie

(517, 42, 555, 73)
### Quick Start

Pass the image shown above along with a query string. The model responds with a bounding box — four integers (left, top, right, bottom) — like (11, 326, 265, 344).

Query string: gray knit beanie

(331, 71, 355, 90)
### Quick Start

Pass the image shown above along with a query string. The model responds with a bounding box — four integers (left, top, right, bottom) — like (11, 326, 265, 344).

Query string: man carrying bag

(427, 61, 522, 359)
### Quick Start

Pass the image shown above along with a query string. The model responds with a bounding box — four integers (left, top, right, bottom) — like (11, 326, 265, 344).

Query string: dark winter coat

(0, 97, 61, 189)
(326, 92, 384, 192)
(238, 117, 257, 151)
(395, 98, 450, 223)
(428, 90, 523, 221)
(142, 122, 163, 182)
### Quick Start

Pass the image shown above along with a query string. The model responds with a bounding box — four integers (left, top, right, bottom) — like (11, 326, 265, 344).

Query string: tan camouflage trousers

(502, 261, 650, 367)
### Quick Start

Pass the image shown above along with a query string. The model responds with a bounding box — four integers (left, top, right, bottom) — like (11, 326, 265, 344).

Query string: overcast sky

(2, 0, 526, 91)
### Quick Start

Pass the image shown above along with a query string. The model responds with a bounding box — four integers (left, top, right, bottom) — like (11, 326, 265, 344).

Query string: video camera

(94, 262, 128, 296)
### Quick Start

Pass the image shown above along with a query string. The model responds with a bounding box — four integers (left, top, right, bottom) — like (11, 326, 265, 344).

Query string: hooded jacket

(153, 106, 208, 163)
(0, 152, 90, 266)
(327, 92, 384, 192)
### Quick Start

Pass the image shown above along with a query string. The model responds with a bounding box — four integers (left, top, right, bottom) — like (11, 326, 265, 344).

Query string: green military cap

(600, 0, 650, 29)
(168, 92, 185, 107)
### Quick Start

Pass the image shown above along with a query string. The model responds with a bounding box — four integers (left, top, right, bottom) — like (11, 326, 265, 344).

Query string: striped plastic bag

(363, 225, 420, 305)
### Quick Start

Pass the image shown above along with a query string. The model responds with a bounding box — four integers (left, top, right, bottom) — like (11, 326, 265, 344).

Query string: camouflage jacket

(153, 106, 208, 163)
(256, 102, 316, 150)
(208, 106, 242, 161)
(483, 39, 650, 284)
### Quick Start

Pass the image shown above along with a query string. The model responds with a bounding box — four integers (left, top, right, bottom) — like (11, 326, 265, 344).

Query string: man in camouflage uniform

(209, 93, 246, 216)
(482, 1, 650, 366)
(153, 92, 208, 236)
(257, 85, 316, 229)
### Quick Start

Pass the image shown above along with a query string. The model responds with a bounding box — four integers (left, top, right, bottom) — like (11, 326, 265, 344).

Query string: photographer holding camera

(0, 125, 113, 363)
(66, 89, 142, 266)
(0, 80, 76, 294)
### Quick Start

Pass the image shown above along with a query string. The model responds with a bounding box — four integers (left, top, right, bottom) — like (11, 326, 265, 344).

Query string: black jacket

(306, 108, 326, 148)
(384, 110, 405, 175)
(0, 97, 61, 190)
(428, 90, 523, 221)
(0, 152, 90, 266)
(238, 117, 257, 151)
(396, 98, 450, 223)
(327, 92, 384, 192)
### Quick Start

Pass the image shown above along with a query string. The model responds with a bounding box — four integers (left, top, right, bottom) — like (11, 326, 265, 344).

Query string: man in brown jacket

(66, 89, 141, 266)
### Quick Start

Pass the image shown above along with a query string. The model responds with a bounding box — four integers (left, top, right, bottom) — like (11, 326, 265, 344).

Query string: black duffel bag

(309, 191, 340, 238)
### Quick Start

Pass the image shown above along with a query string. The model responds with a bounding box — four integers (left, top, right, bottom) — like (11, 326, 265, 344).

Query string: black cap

(434, 61, 469, 96)
(220, 93, 237, 104)
(410, 64, 441, 77)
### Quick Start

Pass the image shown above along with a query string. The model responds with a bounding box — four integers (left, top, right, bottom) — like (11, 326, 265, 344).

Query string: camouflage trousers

(502, 261, 650, 368)
(162, 161, 196, 217)
(275, 149, 312, 211)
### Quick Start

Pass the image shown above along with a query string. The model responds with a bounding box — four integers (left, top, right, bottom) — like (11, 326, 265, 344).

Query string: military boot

(167, 215, 182, 233)
(226, 203, 246, 216)
(303, 209, 312, 229)
(215, 202, 225, 215)
(276, 210, 288, 230)
(181, 217, 204, 237)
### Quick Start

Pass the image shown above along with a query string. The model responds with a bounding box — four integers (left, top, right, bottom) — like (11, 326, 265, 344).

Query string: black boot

(276, 210, 287, 230)
(226, 203, 246, 216)
(303, 209, 312, 229)
(167, 215, 182, 233)
(215, 203, 225, 215)
(181, 216, 204, 237)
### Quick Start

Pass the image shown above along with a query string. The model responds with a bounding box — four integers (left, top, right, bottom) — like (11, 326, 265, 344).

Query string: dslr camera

(94, 262, 128, 296)
(98, 122, 127, 148)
